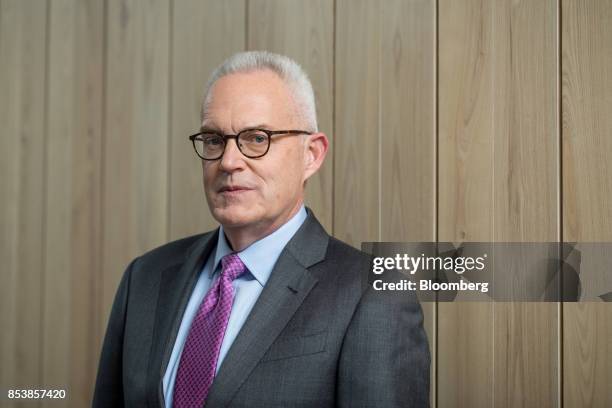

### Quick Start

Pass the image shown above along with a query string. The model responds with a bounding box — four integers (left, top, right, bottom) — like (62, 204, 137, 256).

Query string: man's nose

(219, 138, 245, 171)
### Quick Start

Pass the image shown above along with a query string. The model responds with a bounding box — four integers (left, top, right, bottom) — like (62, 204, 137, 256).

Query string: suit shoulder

(327, 236, 373, 265)
(324, 236, 373, 288)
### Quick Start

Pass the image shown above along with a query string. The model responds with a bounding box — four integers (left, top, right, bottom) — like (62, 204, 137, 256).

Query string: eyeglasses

(188, 128, 312, 160)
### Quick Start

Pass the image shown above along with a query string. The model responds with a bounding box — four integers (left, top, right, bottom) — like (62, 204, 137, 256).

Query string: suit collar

(283, 207, 329, 269)
(211, 205, 309, 286)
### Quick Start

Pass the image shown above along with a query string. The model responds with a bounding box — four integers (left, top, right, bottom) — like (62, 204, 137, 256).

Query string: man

(93, 51, 429, 407)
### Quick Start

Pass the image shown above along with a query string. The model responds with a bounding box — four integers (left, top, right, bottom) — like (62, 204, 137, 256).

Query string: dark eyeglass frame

(188, 128, 312, 160)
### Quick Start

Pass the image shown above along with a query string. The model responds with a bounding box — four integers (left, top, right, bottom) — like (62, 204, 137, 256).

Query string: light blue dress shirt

(162, 205, 307, 407)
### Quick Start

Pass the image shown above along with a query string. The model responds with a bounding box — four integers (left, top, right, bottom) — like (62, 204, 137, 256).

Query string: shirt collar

(211, 205, 308, 286)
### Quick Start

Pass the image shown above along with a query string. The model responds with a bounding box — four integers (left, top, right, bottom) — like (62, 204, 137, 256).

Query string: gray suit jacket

(93, 210, 430, 407)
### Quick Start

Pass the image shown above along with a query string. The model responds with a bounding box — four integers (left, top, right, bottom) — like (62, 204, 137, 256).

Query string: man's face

(201, 70, 309, 233)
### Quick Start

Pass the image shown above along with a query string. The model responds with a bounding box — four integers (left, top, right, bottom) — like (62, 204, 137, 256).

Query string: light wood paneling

(563, 0, 612, 406)
(102, 0, 170, 334)
(42, 1, 104, 406)
(2, 1, 612, 406)
(336, 0, 437, 404)
(379, 0, 436, 404)
(438, 2, 494, 404)
(248, 0, 334, 231)
(335, 0, 380, 245)
(0, 3, 47, 407)
(380, 0, 435, 243)
(438, 1, 559, 407)
(169, 0, 245, 240)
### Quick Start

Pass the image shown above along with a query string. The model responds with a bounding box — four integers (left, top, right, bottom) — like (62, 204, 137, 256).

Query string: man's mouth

(218, 185, 252, 193)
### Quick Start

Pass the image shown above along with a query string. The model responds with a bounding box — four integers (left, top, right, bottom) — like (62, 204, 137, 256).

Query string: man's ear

(303, 132, 329, 182)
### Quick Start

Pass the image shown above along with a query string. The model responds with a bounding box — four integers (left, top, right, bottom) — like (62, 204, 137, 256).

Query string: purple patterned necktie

(172, 253, 247, 408)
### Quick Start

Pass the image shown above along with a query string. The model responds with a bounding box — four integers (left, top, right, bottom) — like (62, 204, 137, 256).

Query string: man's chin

(211, 206, 258, 229)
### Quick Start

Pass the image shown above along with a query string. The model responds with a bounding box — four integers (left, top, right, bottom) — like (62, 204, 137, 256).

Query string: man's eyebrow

(244, 123, 273, 130)
(200, 124, 221, 133)
(199, 124, 275, 133)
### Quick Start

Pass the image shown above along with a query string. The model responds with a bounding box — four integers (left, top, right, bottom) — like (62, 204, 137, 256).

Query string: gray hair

(202, 51, 318, 132)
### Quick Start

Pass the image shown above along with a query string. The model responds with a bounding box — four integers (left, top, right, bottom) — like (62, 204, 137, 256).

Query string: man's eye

(203, 136, 223, 146)
(242, 131, 268, 144)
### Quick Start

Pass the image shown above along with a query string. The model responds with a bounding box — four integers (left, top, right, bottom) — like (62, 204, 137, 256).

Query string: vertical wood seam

(245, 0, 249, 50)
(99, 0, 109, 350)
(490, 3, 496, 405)
(166, 0, 173, 243)
(331, 0, 336, 236)
(40, 0, 51, 392)
(377, 0, 381, 242)
(89, 0, 106, 396)
(434, 0, 439, 406)
(558, 0, 564, 406)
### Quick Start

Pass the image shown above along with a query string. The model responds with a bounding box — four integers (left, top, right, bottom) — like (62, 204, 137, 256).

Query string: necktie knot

(221, 253, 247, 281)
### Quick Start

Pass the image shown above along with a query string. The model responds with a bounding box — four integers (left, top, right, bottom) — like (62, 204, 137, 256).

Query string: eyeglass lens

(194, 129, 270, 159)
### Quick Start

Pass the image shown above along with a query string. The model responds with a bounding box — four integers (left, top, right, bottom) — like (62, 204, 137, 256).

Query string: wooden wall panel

(248, 0, 334, 231)
(169, 0, 245, 240)
(438, 2, 494, 404)
(490, 0, 560, 404)
(380, 0, 435, 242)
(336, 0, 437, 404)
(0, 2, 47, 407)
(102, 0, 170, 334)
(563, 1, 612, 406)
(335, 0, 380, 245)
(42, 1, 104, 406)
(438, 1, 559, 407)
(379, 0, 436, 404)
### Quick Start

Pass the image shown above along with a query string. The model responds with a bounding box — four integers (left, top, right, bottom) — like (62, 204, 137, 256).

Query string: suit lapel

(205, 211, 329, 407)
